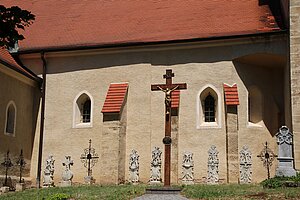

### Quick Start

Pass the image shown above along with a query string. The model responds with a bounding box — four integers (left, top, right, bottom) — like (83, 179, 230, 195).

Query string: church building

(1, 0, 299, 186)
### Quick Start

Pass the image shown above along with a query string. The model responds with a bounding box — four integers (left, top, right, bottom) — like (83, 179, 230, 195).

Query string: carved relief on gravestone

(129, 149, 139, 184)
(275, 126, 296, 177)
(43, 155, 55, 187)
(61, 156, 74, 187)
(150, 147, 162, 183)
(207, 145, 219, 184)
(182, 151, 194, 184)
(239, 146, 252, 184)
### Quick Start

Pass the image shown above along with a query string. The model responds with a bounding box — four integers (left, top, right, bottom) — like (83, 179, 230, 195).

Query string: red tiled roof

(0, 47, 35, 79)
(102, 83, 128, 113)
(171, 90, 180, 109)
(223, 83, 239, 106)
(2, 1, 284, 51)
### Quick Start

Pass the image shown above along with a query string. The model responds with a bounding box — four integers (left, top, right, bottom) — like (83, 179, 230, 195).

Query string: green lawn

(0, 184, 300, 200)
(182, 184, 300, 199)
(0, 185, 146, 200)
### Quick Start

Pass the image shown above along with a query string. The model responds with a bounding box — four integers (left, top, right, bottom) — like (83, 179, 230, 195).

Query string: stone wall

(290, 0, 300, 170)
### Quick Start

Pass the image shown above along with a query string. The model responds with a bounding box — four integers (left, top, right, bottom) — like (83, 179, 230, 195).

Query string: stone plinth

(0, 186, 9, 193)
(84, 176, 95, 184)
(15, 183, 25, 192)
(146, 187, 181, 195)
(58, 180, 72, 187)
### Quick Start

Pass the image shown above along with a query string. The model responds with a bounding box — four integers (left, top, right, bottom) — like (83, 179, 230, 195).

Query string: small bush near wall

(261, 173, 300, 188)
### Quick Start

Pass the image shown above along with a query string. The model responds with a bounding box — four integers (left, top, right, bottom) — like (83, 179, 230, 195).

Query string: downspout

(36, 52, 47, 188)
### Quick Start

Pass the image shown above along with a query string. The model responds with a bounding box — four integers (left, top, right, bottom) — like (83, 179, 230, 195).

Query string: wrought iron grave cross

(80, 139, 99, 177)
(1, 150, 13, 187)
(257, 142, 277, 179)
(16, 149, 26, 183)
(151, 69, 187, 187)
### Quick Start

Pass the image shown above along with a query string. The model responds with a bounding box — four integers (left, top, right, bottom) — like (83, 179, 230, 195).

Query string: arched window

(73, 91, 93, 128)
(82, 99, 91, 123)
(204, 94, 215, 122)
(5, 101, 16, 136)
(197, 85, 221, 129)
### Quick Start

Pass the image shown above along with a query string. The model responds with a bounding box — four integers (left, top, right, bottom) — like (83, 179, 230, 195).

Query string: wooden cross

(151, 69, 187, 187)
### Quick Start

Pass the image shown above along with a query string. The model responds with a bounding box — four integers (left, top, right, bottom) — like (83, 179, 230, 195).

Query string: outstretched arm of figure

(157, 86, 166, 92)
(170, 85, 179, 92)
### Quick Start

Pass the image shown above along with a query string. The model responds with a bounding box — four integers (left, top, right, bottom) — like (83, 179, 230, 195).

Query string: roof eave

(14, 30, 288, 55)
(0, 59, 42, 83)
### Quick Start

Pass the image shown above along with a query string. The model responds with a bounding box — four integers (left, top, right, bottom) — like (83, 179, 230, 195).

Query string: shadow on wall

(233, 53, 286, 136)
(30, 87, 41, 159)
(36, 39, 286, 75)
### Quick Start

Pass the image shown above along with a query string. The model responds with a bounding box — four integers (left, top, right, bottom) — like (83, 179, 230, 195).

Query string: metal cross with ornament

(80, 139, 99, 177)
(16, 149, 26, 183)
(1, 150, 13, 186)
(257, 142, 277, 179)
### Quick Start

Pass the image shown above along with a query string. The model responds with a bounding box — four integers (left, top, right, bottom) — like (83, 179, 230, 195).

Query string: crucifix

(151, 69, 187, 187)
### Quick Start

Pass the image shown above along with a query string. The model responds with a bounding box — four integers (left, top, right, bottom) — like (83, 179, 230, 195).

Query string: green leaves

(0, 5, 35, 48)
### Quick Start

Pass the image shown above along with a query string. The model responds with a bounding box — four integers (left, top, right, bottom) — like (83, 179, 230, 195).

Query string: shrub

(261, 173, 300, 188)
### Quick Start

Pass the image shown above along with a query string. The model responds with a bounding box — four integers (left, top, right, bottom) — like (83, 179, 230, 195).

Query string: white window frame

(196, 84, 222, 129)
(4, 100, 17, 136)
(72, 91, 94, 128)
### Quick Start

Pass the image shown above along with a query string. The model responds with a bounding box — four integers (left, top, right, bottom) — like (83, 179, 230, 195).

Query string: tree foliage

(0, 5, 35, 48)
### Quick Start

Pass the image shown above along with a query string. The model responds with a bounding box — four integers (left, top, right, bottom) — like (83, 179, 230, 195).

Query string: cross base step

(146, 187, 181, 194)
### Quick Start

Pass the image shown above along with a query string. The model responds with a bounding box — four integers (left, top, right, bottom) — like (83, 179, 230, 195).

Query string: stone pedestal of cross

(151, 69, 187, 187)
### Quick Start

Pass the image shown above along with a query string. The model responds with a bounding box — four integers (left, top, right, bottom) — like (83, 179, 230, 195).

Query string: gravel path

(133, 194, 189, 200)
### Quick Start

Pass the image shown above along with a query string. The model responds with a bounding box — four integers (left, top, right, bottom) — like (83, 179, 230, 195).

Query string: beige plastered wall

(0, 64, 40, 181)
(21, 35, 288, 185)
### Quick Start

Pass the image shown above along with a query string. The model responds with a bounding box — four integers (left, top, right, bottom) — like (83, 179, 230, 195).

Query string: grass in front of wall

(182, 183, 300, 199)
(1, 183, 300, 200)
(0, 184, 146, 200)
